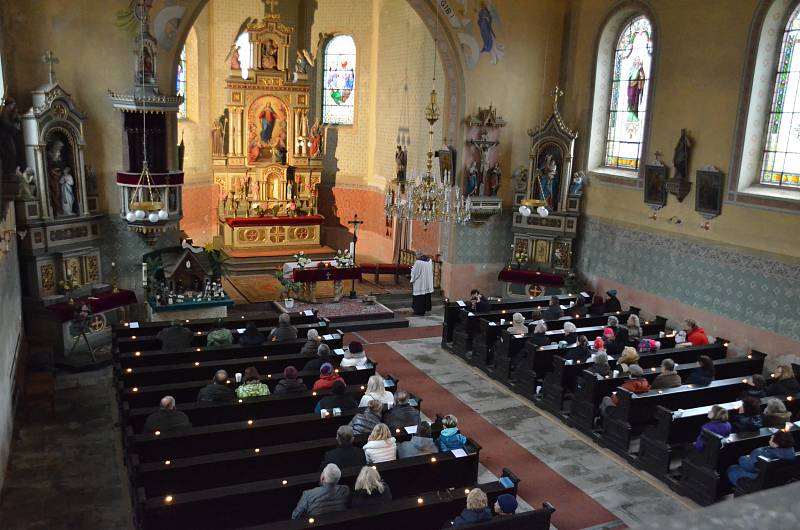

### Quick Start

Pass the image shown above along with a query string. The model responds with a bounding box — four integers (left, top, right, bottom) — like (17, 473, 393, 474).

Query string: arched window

(761, 4, 800, 189)
(604, 16, 653, 171)
(176, 45, 187, 119)
(322, 35, 356, 125)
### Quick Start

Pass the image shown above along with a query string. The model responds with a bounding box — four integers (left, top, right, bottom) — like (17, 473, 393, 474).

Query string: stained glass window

(605, 16, 653, 171)
(322, 35, 356, 125)
(761, 5, 800, 188)
(177, 45, 187, 119)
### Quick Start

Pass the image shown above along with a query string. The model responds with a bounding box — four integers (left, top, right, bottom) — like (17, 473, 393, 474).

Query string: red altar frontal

(220, 214, 324, 250)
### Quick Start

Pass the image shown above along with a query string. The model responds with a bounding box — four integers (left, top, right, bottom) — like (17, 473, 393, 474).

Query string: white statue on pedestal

(60, 166, 75, 215)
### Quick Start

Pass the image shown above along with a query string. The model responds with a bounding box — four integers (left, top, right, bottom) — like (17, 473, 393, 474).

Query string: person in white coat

(410, 250, 434, 316)
(358, 375, 395, 408)
(362, 423, 397, 464)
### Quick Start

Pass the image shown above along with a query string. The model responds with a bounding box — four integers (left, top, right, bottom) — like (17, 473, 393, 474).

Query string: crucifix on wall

(42, 50, 59, 85)
(468, 130, 499, 196)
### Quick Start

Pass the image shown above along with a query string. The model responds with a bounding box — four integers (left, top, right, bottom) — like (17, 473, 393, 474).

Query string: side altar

(213, 5, 324, 254)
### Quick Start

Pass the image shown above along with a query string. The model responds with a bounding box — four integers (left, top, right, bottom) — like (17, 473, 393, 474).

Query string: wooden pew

(492, 319, 668, 386)
(113, 310, 320, 338)
(601, 370, 766, 456)
(125, 379, 399, 433)
(732, 449, 800, 497)
(115, 332, 343, 369)
(447, 292, 591, 356)
(539, 339, 730, 414)
(470, 310, 637, 371)
(118, 344, 346, 388)
(136, 439, 482, 529)
(679, 426, 800, 505)
(119, 363, 375, 409)
(567, 342, 731, 434)
(116, 322, 327, 354)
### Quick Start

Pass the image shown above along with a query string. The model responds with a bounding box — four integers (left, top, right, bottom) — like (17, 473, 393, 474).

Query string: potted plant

(271, 269, 302, 308)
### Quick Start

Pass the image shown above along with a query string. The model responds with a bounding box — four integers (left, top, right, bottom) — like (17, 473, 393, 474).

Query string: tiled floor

(385, 324, 696, 528)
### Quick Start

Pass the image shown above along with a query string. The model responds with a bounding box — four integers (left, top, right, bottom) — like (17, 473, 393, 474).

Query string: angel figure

(16, 167, 37, 199)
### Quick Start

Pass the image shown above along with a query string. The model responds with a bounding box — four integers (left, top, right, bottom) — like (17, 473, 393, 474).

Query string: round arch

(163, 0, 465, 149)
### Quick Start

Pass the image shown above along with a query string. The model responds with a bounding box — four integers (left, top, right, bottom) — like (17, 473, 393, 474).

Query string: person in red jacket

(683, 318, 709, 346)
(312, 363, 345, 392)
(600, 364, 651, 416)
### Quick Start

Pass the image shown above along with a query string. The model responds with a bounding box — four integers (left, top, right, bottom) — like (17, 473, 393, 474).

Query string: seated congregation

(113, 313, 554, 530)
(443, 289, 800, 506)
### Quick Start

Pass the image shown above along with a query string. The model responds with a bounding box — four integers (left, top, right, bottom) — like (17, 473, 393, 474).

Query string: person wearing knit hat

(507, 312, 528, 335)
(340, 340, 369, 368)
(593, 336, 606, 352)
(312, 362, 345, 392)
(494, 494, 518, 515)
(603, 327, 615, 339)
(274, 365, 307, 394)
(605, 289, 621, 313)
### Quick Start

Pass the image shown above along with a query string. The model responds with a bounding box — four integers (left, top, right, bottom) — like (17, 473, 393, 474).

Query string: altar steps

(223, 247, 338, 275)
(332, 315, 410, 333)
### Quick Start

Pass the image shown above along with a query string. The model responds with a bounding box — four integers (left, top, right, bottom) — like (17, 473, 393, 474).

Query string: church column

(76, 145, 89, 216)
(237, 108, 244, 156)
(33, 145, 50, 219)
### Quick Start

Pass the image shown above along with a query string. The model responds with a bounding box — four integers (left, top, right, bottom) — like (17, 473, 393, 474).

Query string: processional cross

(42, 50, 59, 85)
(347, 215, 364, 298)
(262, 0, 279, 15)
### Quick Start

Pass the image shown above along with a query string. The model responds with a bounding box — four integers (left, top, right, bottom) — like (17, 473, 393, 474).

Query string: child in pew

(731, 396, 764, 433)
(726, 430, 797, 489)
(358, 374, 395, 407)
(235, 366, 271, 399)
(350, 466, 392, 508)
(694, 405, 732, 452)
(363, 423, 397, 464)
(494, 494, 518, 516)
(438, 414, 468, 452)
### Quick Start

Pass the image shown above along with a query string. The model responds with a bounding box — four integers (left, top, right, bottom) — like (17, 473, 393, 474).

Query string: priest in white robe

(410, 250, 434, 316)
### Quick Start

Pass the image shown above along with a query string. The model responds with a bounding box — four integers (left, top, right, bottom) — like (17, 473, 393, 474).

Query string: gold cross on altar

(262, 0, 279, 15)
(42, 50, 59, 85)
(551, 85, 564, 112)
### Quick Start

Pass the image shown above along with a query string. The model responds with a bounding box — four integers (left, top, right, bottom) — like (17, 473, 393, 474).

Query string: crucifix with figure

(347, 215, 364, 298)
(551, 85, 564, 112)
(42, 50, 59, 85)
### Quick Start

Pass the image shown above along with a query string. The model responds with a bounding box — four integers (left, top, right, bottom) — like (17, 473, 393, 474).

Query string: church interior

(0, 0, 799, 529)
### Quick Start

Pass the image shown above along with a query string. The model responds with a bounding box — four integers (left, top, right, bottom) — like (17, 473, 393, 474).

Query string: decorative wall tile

(578, 218, 800, 340)
(452, 212, 513, 264)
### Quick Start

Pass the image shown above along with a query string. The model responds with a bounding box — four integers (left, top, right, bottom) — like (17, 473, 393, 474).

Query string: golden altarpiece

(213, 6, 324, 254)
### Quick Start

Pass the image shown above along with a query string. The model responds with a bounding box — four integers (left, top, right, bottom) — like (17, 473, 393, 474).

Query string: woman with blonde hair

(763, 398, 792, 427)
(351, 466, 393, 508)
(766, 365, 800, 396)
(358, 374, 395, 407)
(626, 314, 642, 341)
(451, 488, 492, 527)
(362, 423, 397, 464)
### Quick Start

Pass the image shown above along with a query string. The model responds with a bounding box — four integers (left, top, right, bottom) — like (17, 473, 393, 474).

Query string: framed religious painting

(695, 166, 724, 219)
(643, 163, 667, 207)
(436, 146, 456, 185)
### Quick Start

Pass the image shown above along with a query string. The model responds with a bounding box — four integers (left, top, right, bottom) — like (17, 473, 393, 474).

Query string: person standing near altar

(410, 250, 434, 316)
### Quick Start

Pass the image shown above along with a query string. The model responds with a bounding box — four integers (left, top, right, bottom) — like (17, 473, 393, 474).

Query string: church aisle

(0, 367, 132, 529)
(349, 320, 696, 530)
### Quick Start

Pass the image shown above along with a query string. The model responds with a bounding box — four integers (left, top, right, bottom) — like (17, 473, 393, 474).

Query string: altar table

(498, 268, 565, 298)
(220, 214, 324, 251)
(289, 265, 362, 303)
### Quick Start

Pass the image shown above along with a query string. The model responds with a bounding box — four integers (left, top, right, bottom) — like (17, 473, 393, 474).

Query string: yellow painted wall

(562, 0, 800, 261)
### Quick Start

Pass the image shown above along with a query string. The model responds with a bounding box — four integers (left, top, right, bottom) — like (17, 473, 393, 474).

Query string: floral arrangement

(333, 249, 353, 267)
(514, 250, 528, 264)
(293, 251, 312, 269)
(59, 271, 82, 301)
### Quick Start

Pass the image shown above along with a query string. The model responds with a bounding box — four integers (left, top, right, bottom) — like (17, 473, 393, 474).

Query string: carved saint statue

(60, 166, 75, 215)
(211, 120, 224, 156)
(17, 167, 36, 199)
(395, 145, 407, 183)
(230, 45, 241, 70)
(47, 139, 65, 215)
(537, 154, 558, 209)
(466, 160, 480, 196)
(673, 128, 691, 181)
(309, 119, 323, 158)
(486, 162, 501, 196)
(219, 110, 230, 155)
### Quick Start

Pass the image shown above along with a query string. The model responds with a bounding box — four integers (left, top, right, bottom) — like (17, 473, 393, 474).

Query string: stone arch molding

(162, 0, 466, 151)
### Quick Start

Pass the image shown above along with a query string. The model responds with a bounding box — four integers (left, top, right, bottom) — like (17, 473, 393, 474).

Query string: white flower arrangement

(333, 249, 353, 267)
(293, 251, 312, 269)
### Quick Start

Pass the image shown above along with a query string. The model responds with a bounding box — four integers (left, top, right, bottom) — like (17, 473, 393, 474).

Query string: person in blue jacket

(450, 488, 492, 527)
(438, 414, 467, 452)
(727, 430, 796, 487)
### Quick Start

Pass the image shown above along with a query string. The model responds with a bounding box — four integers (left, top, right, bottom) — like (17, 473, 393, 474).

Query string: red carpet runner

(350, 326, 625, 530)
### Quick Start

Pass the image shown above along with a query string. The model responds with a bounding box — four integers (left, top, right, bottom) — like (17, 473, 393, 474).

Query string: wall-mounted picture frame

(695, 166, 724, 219)
(644, 163, 667, 207)
(436, 146, 456, 186)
